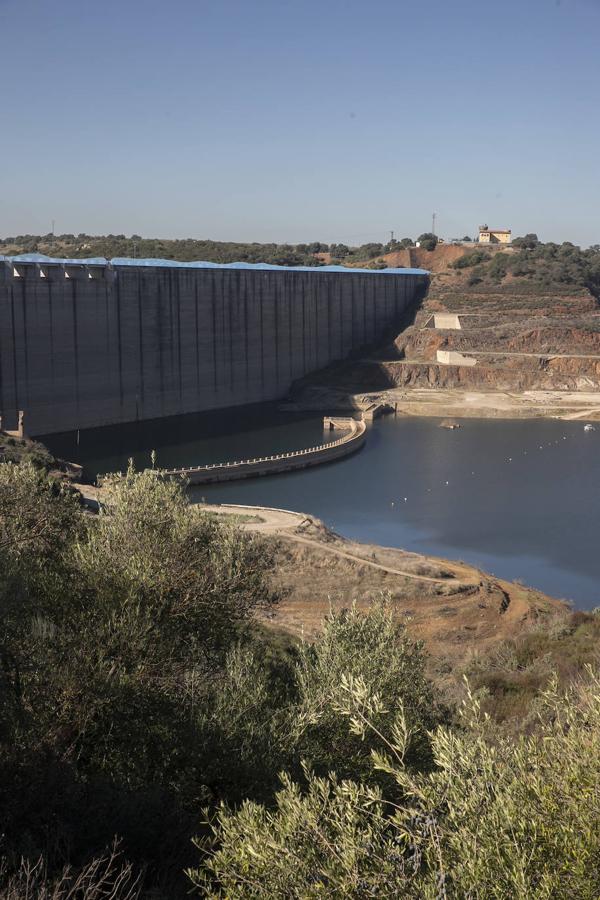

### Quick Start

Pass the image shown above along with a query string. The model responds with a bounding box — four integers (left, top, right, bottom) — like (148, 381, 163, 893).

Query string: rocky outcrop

(377, 358, 600, 392)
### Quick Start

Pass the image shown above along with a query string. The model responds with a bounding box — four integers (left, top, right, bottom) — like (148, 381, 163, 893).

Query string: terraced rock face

(396, 316, 600, 360)
(385, 283, 600, 390)
(291, 276, 600, 419)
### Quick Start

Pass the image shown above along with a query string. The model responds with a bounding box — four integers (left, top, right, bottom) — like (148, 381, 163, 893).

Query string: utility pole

(51, 219, 55, 236)
(431, 212, 436, 236)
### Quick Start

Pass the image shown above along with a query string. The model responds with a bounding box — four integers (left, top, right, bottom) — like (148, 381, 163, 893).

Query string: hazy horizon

(1, 0, 599, 247)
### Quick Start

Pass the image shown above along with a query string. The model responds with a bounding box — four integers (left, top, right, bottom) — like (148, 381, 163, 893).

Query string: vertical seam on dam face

(243, 274, 249, 385)
(115, 276, 124, 408)
(0, 259, 428, 434)
(302, 283, 307, 374)
(21, 279, 30, 413)
(327, 277, 332, 359)
(259, 279, 265, 392)
(175, 271, 183, 402)
(287, 276, 293, 381)
(137, 272, 145, 409)
(9, 285, 19, 414)
(71, 279, 80, 420)
(273, 282, 279, 385)
(157, 277, 165, 414)
(48, 281, 55, 402)
(194, 277, 200, 393)
(228, 276, 234, 393)
(211, 272, 218, 391)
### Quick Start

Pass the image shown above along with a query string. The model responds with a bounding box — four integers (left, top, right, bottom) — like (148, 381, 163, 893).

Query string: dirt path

(284, 533, 472, 585)
(199, 503, 476, 586)
(210, 501, 564, 665)
(459, 350, 600, 361)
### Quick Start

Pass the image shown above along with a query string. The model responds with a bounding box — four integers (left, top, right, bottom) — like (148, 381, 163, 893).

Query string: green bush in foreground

(3, 461, 600, 896)
(193, 601, 442, 807)
(0, 462, 279, 883)
(0, 462, 441, 892)
(193, 674, 600, 898)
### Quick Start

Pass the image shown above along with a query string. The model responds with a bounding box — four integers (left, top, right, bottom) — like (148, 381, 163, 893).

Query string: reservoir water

(44, 411, 600, 610)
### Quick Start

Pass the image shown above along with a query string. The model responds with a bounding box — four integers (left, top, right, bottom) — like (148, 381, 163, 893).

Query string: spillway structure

(0, 255, 429, 436)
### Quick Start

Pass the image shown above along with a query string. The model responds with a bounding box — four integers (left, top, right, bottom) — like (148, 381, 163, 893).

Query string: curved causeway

(162, 417, 367, 484)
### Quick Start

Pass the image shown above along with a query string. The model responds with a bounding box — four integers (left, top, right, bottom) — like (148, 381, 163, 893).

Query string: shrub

(451, 250, 488, 269)
(195, 674, 600, 898)
(288, 602, 442, 781)
(0, 463, 278, 884)
(417, 233, 438, 252)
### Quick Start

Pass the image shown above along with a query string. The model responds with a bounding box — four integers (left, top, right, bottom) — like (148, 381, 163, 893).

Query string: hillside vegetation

(448, 239, 600, 300)
(1, 461, 600, 897)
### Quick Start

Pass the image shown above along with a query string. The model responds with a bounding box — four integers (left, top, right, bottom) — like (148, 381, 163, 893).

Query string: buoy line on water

(387, 426, 594, 508)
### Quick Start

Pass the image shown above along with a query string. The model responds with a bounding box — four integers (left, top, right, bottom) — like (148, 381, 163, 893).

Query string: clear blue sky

(1, 0, 598, 246)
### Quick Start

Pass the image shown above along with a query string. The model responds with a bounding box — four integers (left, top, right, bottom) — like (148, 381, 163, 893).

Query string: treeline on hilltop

(0, 232, 437, 267)
(1, 458, 600, 897)
(0, 234, 391, 267)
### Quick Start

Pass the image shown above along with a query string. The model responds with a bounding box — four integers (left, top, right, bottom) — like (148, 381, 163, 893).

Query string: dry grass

(0, 842, 142, 900)
(257, 532, 566, 682)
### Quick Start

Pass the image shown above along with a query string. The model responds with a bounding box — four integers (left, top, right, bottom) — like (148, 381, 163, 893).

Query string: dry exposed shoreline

(390, 387, 600, 420)
(70, 485, 567, 672)
(285, 384, 600, 421)
(195, 502, 567, 677)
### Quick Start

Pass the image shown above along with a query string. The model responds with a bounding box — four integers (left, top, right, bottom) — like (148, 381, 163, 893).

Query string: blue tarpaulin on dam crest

(3, 253, 109, 266)
(2, 253, 428, 276)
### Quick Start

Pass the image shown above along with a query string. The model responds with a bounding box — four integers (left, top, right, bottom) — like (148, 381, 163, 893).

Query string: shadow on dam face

(0, 257, 429, 435)
(40, 402, 337, 479)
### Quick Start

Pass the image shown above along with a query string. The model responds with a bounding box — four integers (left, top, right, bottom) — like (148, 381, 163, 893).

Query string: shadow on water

(40, 403, 333, 479)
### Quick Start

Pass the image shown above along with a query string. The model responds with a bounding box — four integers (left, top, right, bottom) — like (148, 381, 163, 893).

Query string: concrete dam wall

(0, 256, 428, 435)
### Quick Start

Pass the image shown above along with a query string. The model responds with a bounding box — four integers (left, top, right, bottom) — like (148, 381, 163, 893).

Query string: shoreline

(286, 386, 600, 421)
(192, 501, 568, 671)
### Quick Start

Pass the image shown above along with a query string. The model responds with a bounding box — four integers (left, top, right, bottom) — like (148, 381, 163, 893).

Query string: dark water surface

(45, 412, 600, 610)
(43, 405, 332, 476)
